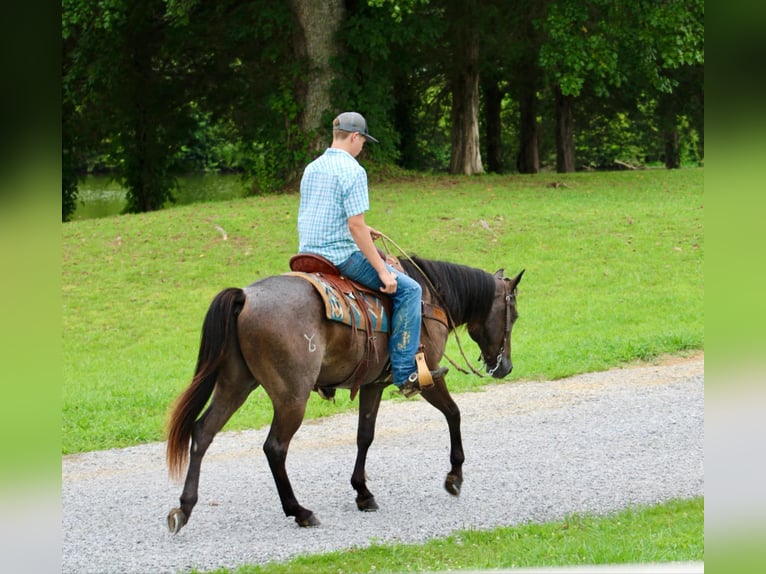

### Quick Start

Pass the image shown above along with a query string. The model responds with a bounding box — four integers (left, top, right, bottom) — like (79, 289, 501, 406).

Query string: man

(297, 111, 445, 396)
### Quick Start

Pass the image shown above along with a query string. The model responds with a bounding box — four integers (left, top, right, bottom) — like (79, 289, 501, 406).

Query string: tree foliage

(62, 0, 704, 219)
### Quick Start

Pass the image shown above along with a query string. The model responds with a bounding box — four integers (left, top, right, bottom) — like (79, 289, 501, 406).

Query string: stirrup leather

(415, 351, 434, 388)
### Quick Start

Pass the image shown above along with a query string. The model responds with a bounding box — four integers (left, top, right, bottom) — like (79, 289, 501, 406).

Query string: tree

(446, 0, 483, 175)
(481, 70, 505, 173)
(61, 98, 81, 222)
(476, 0, 512, 174)
(63, 0, 194, 212)
(554, 87, 576, 172)
(515, 60, 540, 174)
(63, 0, 300, 208)
(62, 19, 90, 221)
(371, 0, 485, 173)
(537, 0, 704, 172)
(475, 0, 547, 174)
(336, 0, 447, 168)
(63, 0, 205, 212)
(538, 0, 614, 172)
(289, 0, 346, 155)
(511, 0, 548, 174)
(635, 1, 704, 168)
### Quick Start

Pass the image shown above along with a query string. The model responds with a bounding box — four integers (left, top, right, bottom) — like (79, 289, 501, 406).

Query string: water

(71, 173, 248, 221)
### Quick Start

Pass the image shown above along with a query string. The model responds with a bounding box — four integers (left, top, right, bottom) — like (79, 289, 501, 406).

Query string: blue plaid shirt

(298, 148, 370, 265)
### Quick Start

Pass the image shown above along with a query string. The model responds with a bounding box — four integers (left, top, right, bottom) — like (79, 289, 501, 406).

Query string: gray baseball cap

(333, 112, 379, 143)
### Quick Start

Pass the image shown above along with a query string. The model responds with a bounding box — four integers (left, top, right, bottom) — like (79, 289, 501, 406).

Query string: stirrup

(399, 365, 448, 398)
(415, 351, 434, 388)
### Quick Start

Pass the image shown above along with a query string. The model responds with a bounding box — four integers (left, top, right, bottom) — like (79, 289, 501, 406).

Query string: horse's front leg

(351, 383, 385, 511)
(421, 376, 464, 496)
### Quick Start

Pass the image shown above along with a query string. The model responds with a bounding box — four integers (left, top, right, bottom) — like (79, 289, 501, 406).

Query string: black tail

(166, 288, 246, 479)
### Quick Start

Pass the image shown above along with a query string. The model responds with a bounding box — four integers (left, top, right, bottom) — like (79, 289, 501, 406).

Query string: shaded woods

(62, 0, 703, 219)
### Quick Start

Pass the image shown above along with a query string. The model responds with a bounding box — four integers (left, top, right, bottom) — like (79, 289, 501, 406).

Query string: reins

(376, 232, 488, 378)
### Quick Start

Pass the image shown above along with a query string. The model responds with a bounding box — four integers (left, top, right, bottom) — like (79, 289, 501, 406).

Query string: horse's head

(467, 269, 524, 379)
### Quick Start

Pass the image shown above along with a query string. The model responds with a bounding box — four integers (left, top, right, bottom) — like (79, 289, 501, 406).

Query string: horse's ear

(494, 268, 505, 279)
(509, 269, 525, 289)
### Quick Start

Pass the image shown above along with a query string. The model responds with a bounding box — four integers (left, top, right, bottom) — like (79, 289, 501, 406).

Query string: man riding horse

(297, 111, 447, 397)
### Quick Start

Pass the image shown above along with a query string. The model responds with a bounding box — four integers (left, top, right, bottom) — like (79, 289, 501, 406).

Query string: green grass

(62, 169, 703, 454)
(194, 497, 703, 573)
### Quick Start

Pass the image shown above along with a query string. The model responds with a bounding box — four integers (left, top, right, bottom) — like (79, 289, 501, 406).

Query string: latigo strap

(415, 351, 434, 388)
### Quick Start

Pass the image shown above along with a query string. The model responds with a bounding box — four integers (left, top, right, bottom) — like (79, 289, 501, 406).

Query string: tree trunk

(555, 86, 576, 173)
(289, 0, 345, 154)
(516, 73, 539, 174)
(482, 74, 503, 173)
(394, 72, 419, 169)
(514, 5, 542, 174)
(121, 2, 174, 213)
(448, 0, 483, 175)
(657, 92, 681, 169)
(664, 127, 681, 169)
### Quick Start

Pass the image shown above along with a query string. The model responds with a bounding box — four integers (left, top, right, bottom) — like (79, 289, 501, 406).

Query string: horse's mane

(400, 256, 496, 326)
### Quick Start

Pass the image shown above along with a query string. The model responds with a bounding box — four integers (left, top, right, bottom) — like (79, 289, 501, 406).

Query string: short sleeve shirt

(297, 148, 370, 265)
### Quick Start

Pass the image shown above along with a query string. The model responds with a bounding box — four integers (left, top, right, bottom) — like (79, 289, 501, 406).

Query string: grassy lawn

(62, 169, 703, 454)
(196, 497, 703, 573)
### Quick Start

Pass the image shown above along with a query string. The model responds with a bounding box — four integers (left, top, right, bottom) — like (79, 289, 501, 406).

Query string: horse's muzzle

(490, 357, 512, 379)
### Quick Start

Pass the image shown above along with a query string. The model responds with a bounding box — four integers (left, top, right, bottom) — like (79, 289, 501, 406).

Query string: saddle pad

(287, 272, 390, 333)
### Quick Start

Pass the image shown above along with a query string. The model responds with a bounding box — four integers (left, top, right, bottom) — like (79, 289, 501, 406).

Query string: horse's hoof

(167, 508, 188, 534)
(296, 513, 321, 527)
(445, 474, 462, 496)
(356, 497, 379, 512)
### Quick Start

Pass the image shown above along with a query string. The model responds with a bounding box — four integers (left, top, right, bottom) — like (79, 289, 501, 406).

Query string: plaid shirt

(298, 148, 370, 265)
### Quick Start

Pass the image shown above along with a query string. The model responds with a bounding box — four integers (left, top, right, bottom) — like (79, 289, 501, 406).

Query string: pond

(71, 173, 249, 221)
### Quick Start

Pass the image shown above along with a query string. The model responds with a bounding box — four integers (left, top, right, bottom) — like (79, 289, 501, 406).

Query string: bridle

(479, 277, 515, 376)
(372, 231, 518, 378)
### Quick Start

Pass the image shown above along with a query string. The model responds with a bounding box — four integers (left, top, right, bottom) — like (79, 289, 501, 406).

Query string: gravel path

(62, 354, 704, 574)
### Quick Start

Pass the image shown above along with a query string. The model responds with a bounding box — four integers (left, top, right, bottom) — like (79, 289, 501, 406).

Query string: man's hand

(348, 214, 394, 291)
(378, 269, 398, 293)
(369, 226, 382, 241)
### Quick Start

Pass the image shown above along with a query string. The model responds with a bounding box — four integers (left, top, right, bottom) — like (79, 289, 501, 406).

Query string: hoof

(356, 497, 379, 512)
(296, 513, 321, 527)
(445, 474, 462, 496)
(167, 508, 188, 534)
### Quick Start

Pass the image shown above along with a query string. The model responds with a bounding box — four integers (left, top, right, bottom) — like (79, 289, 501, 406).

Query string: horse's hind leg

(351, 383, 385, 511)
(168, 373, 255, 533)
(263, 397, 319, 527)
(421, 377, 465, 496)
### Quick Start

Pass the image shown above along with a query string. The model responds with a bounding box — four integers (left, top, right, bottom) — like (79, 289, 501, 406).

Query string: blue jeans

(337, 251, 422, 386)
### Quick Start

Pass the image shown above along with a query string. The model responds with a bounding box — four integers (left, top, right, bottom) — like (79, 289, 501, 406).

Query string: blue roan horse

(166, 255, 524, 530)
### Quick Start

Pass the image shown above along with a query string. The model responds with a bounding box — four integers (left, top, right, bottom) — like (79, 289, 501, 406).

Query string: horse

(166, 255, 524, 531)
